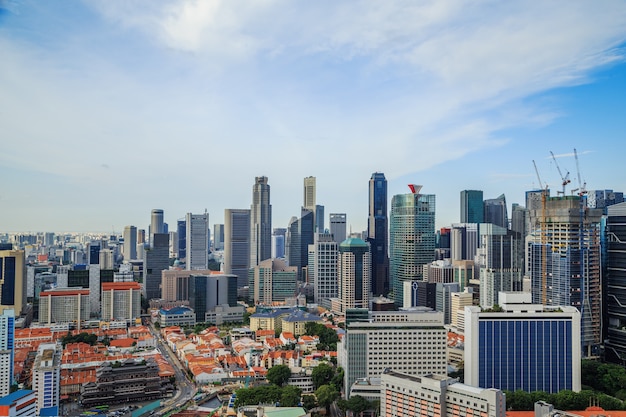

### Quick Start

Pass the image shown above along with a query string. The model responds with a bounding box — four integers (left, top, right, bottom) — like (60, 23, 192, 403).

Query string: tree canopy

(266, 365, 292, 387)
(280, 385, 302, 407)
(234, 385, 282, 408)
(305, 322, 339, 351)
(315, 384, 339, 413)
(311, 363, 335, 389)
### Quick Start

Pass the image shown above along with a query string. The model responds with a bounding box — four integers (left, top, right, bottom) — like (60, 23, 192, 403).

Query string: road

(149, 323, 197, 414)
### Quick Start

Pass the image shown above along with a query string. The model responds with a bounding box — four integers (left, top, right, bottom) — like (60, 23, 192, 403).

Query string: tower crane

(550, 151, 571, 195)
(573, 148, 587, 196)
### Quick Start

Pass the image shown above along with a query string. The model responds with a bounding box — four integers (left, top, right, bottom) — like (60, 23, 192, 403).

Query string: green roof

(339, 237, 368, 247)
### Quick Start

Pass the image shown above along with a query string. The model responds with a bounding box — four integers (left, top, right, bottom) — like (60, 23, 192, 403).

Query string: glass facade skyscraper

(484, 194, 508, 228)
(368, 173, 389, 296)
(460, 190, 483, 224)
(389, 188, 436, 305)
(605, 202, 626, 363)
(250, 176, 272, 266)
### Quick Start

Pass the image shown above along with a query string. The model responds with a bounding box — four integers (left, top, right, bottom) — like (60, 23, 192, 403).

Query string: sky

(1, 1, 625, 234)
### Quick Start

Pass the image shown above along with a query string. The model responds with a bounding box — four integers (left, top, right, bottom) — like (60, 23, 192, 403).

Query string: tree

(330, 367, 344, 392)
(280, 385, 302, 407)
(266, 365, 291, 387)
(302, 394, 317, 411)
(311, 363, 335, 389)
(315, 384, 339, 414)
(347, 395, 371, 415)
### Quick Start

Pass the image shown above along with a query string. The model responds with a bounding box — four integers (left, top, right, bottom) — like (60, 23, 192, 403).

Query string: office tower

(436, 227, 451, 260)
(176, 219, 186, 260)
(271, 228, 286, 259)
(122, 226, 137, 261)
(329, 213, 347, 244)
(213, 224, 225, 251)
(424, 259, 454, 283)
(0, 248, 26, 316)
(338, 310, 447, 397)
(0, 390, 37, 417)
(286, 208, 314, 279)
(460, 189, 484, 223)
(224, 209, 251, 287)
(380, 369, 506, 417)
(450, 223, 479, 261)
(189, 274, 239, 322)
(101, 282, 141, 322)
(186, 212, 209, 270)
(250, 176, 272, 267)
(0, 309, 14, 397)
(403, 280, 437, 309)
(368, 172, 389, 296)
(605, 202, 626, 363)
(450, 290, 473, 332)
(389, 185, 436, 305)
(528, 195, 602, 356)
(484, 194, 508, 228)
(38, 288, 90, 324)
(88, 264, 101, 315)
(303, 176, 316, 214)
(338, 238, 371, 313)
(315, 204, 324, 233)
(160, 269, 211, 301)
(248, 258, 298, 304)
(99, 249, 114, 269)
(32, 343, 61, 413)
(436, 282, 459, 324)
(587, 189, 624, 212)
(465, 292, 581, 393)
(137, 229, 146, 246)
(476, 224, 524, 308)
(311, 233, 338, 307)
(143, 233, 169, 300)
(151, 209, 165, 235)
(88, 241, 100, 265)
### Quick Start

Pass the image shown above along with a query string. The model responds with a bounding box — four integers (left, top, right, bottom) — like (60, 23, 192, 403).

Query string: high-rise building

(101, 282, 141, 322)
(186, 212, 209, 270)
(271, 228, 286, 259)
(213, 224, 225, 251)
(169, 231, 178, 259)
(248, 258, 298, 304)
(122, 226, 137, 261)
(476, 224, 524, 307)
(368, 172, 389, 296)
(137, 229, 146, 246)
(38, 288, 90, 325)
(339, 238, 371, 313)
(450, 290, 473, 332)
(528, 195, 602, 356)
(315, 204, 324, 234)
(403, 280, 437, 310)
(465, 292, 581, 393)
(380, 369, 506, 417)
(151, 209, 165, 235)
(161, 269, 211, 302)
(143, 233, 169, 301)
(0, 390, 37, 417)
(0, 248, 26, 316)
(250, 176, 272, 267)
(0, 309, 15, 397)
(450, 223, 479, 261)
(303, 176, 316, 214)
(604, 202, 626, 363)
(99, 249, 114, 269)
(311, 233, 338, 307)
(587, 189, 624, 212)
(460, 190, 484, 224)
(32, 343, 61, 414)
(389, 186, 436, 305)
(329, 213, 347, 244)
(338, 309, 447, 397)
(436, 282, 459, 324)
(484, 194, 508, 229)
(177, 220, 186, 260)
(224, 209, 251, 287)
(286, 208, 314, 279)
(189, 274, 239, 323)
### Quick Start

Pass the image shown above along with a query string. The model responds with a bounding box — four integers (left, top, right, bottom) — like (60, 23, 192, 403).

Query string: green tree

(266, 365, 292, 387)
(315, 384, 339, 414)
(347, 395, 371, 415)
(311, 363, 335, 389)
(504, 390, 534, 411)
(302, 394, 317, 411)
(280, 385, 302, 407)
(330, 367, 344, 392)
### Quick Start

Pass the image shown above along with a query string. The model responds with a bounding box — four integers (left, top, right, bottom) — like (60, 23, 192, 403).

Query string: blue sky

(1, 1, 625, 233)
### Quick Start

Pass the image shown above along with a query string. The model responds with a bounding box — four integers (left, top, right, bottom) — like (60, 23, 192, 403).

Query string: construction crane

(533, 160, 547, 190)
(550, 151, 571, 195)
(573, 148, 587, 196)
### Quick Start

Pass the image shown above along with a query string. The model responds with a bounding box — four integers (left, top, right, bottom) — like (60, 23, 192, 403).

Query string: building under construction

(528, 195, 603, 356)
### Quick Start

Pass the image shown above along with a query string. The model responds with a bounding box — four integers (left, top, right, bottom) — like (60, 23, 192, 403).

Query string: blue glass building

(367, 173, 389, 296)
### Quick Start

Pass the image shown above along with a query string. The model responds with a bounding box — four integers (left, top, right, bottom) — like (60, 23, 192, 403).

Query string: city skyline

(1, 2, 625, 233)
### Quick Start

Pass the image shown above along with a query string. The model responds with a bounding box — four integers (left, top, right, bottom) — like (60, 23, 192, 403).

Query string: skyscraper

(213, 224, 225, 251)
(303, 176, 316, 213)
(0, 309, 15, 397)
(186, 212, 209, 270)
(143, 233, 169, 300)
(329, 213, 347, 244)
(484, 194, 508, 228)
(311, 232, 338, 307)
(32, 343, 61, 414)
(460, 189, 484, 223)
(0, 248, 26, 316)
(286, 208, 314, 279)
(248, 258, 298, 304)
(224, 209, 251, 287)
(177, 219, 186, 260)
(338, 237, 371, 313)
(250, 176, 272, 266)
(151, 209, 165, 235)
(315, 204, 324, 234)
(528, 195, 602, 356)
(272, 228, 287, 259)
(368, 172, 389, 296)
(122, 225, 137, 261)
(389, 185, 436, 305)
